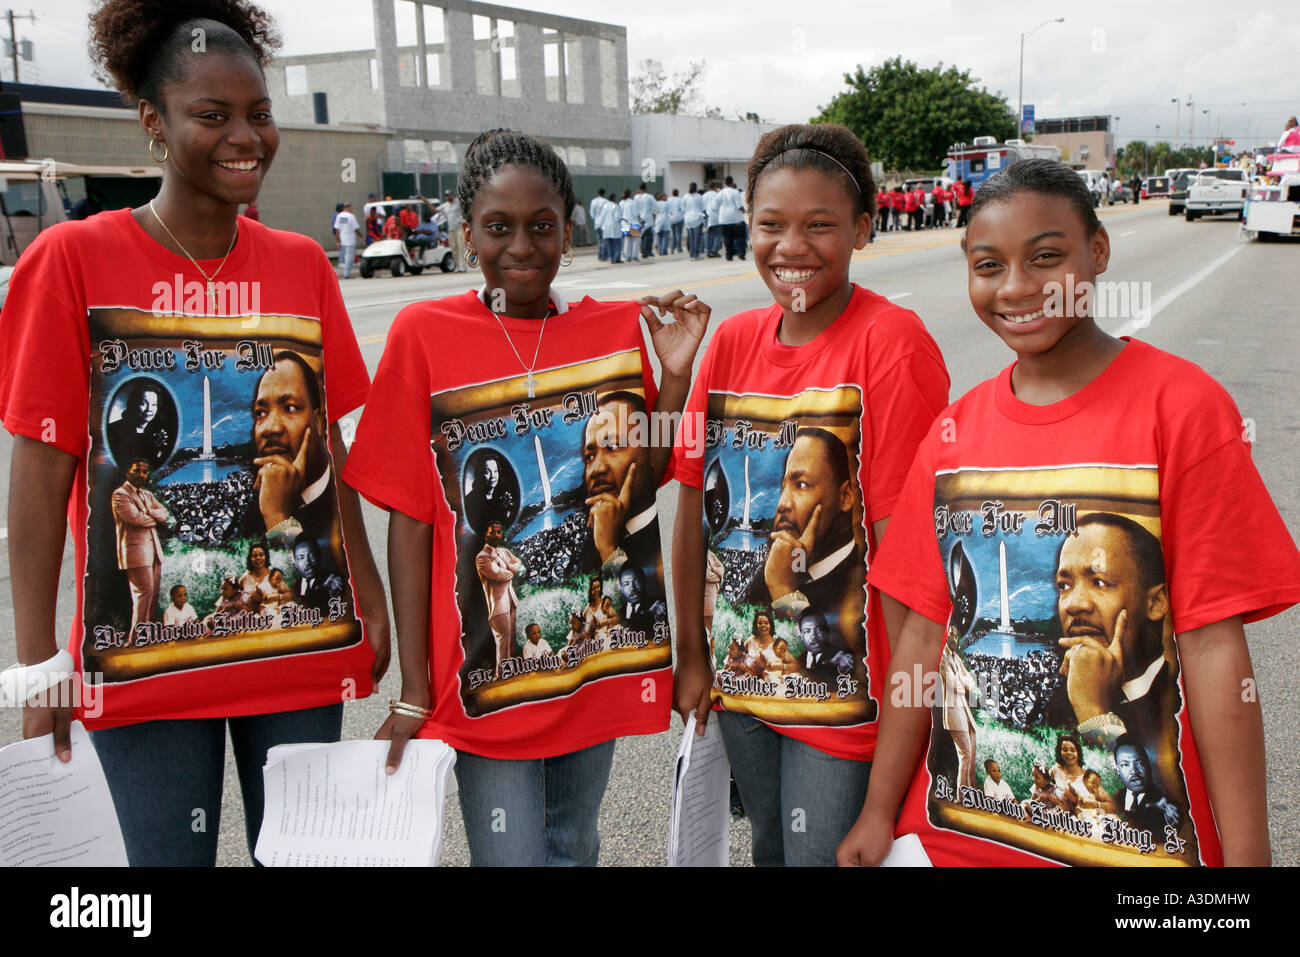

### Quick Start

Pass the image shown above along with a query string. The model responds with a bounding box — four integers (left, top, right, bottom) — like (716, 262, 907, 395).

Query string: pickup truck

(1184, 168, 1249, 221)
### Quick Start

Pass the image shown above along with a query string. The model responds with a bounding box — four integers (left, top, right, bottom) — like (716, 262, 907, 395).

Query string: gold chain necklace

(149, 200, 238, 313)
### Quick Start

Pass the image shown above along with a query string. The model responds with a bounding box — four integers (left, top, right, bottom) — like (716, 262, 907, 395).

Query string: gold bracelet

(389, 699, 432, 719)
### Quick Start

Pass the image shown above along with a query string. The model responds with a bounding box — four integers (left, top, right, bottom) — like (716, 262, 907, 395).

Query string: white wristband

(0, 649, 76, 707)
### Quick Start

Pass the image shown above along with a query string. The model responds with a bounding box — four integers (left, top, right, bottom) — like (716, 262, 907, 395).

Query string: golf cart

(0, 159, 161, 266)
(359, 198, 455, 277)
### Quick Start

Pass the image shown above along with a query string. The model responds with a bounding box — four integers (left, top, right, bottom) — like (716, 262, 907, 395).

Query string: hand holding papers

(255, 739, 455, 866)
(668, 713, 731, 867)
(0, 721, 128, 867)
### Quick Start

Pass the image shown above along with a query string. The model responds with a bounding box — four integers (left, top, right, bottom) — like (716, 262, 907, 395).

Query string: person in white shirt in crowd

(683, 182, 706, 260)
(654, 192, 671, 256)
(441, 189, 467, 271)
(598, 190, 622, 262)
(591, 189, 609, 260)
(162, 584, 198, 627)
(619, 188, 640, 262)
(331, 201, 362, 278)
(666, 188, 685, 253)
(982, 759, 1017, 802)
(718, 175, 746, 261)
(572, 198, 590, 246)
(703, 181, 723, 257)
(635, 183, 655, 258)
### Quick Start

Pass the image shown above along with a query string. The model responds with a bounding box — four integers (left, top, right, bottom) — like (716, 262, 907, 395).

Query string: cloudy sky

(20, 0, 1299, 149)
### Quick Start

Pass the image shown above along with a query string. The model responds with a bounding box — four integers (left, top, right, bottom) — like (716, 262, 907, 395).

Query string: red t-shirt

(343, 290, 673, 760)
(869, 338, 1300, 866)
(672, 285, 950, 760)
(903, 191, 920, 212)
(0, 209, 375, 728)
(875, 191, 889, 212)
(956, 182, 973, 206)
(887, 192, 902, 210)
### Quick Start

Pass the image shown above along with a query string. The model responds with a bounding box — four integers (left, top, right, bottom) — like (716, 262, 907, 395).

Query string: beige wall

(1032, 130, 1115, 170)
(22, 104, 390, 248)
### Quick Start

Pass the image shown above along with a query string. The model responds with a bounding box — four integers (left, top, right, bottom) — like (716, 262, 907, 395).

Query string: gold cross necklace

(149, 200, 239, 314)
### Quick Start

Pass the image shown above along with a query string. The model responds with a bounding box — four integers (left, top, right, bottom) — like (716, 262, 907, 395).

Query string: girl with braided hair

(347, 128, 711, 866)
(0, 0, 390, 865)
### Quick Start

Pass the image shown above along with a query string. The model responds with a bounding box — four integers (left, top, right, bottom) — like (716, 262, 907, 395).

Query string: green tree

(814, 57, 1016, 170)
(631, 59, 708, 115)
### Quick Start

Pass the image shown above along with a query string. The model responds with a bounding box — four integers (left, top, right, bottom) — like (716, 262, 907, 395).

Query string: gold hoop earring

(560, 245, 573, 267)
(149, 137, 169, 164)
(465, 247, 479, 269)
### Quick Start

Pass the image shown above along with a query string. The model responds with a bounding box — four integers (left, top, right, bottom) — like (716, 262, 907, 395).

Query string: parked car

(1143, 176, 1171, 198)
(1111, 182, 1135, 204)
(1184, 168, 1250, 220)
(1168, 170, 1201, 215)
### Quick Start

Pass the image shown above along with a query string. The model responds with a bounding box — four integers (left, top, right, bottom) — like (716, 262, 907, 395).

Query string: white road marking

(1117, 230, 1137, 237)
(552, 279, 649, 290)
(1113, 245, 1242, 338)
(0, 527, 6, 540)
(886, 292, 913, 300)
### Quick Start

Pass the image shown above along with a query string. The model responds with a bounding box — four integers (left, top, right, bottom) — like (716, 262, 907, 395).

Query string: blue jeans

(453, 739, 616, 866)
(596, 227, 606, 260)
(656, 230, 670, 255)
(687, 225, 703, 258)
(89, 703, 344, 866)
(707, 224, 723, 255)
(603, 236, 622, 262)
(717, 711, 870, 866)
(339, 244, 355, 278)
(623, 233, 641, 261)
(671, 221, 684, 252)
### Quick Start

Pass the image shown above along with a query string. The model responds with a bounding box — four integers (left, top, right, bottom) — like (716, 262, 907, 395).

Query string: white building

(631, 113, 781, 195)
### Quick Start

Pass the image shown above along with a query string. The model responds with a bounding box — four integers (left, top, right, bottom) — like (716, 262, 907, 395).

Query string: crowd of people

(588, 177, 750, 263)
(160, 470, 254, 546)
(963, 649, 1063, 729)
(874, 179, 974, 233)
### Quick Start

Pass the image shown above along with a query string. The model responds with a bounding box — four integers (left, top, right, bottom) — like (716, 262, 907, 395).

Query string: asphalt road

(3, 199, 1297, 866)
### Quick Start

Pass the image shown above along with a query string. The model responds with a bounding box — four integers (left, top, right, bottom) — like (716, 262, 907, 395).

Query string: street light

(1172, 98, 1180, 148)
(1017, 17, 1065, 136)
(1114, 116, 1120, 172)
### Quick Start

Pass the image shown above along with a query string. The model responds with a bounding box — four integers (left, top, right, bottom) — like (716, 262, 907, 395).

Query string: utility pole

(1172, 98, 1179, 148)
(5, 9, 36, 85)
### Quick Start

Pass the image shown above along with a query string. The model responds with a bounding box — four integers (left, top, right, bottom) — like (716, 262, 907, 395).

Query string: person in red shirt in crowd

(383, 208, 402, 240)
(0, 0, 389, 866)
(876, 188, 891, 233)
(837, 158, 1299, 867)
(902, 185, 920, 230)
(954, 177, 974, 227)
(365, 206, 383, 245)
(889, 186, 902, 231)
(673, 123, 949, 866)
(912, 185, 926, 230)
(397, 204, 418, 237)
(347, 128, 710, 867)
(242, 198, 259, 222)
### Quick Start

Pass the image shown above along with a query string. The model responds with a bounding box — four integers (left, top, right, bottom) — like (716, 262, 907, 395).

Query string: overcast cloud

(20, 0, 1299, 149)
